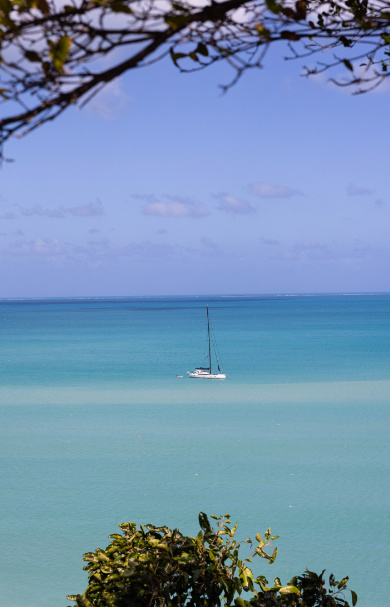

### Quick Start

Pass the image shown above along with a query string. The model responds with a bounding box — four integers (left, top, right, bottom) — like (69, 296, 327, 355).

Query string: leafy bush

(67, 513, 357, 607)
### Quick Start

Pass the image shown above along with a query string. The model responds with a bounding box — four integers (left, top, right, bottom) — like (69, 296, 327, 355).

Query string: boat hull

(188, 371, 226, 379)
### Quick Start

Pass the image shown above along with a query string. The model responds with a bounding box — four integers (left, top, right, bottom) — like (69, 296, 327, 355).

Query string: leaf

(164, 14, 187, 29)
(258, 577, 269, 592)
(193, 569, 202, 583)
(280, 30, 301, 41)
(0, 0, 14, 27)
(255, 24, 271, 38)
(49, 36, 71, 72)
(339, 35, 352, 47)
(110, 2, 132, 14)
(199, 512, 211, 533)
(279, 585, 300, 595)
(171, 2, 190, 13)
(351, 590, 358, 606)
(269, 547, 278, 564)
(343, 59, 354, 71)
(282, 7, 295, 19)
(196, 42, 208, 57)
(240, 568, 248, 587)
(266, 0, 281, 14)
(36, 0, 50, 15)
(24, 50, 42, 62)
(169, 48, 187, 67)
(295, 0, 306, 20)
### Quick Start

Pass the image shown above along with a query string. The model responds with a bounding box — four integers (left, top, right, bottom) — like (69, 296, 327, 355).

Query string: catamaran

(188, 306, 226, 379)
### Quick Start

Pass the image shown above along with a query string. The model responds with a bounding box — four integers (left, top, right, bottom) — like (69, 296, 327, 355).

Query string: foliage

(0, 0, 390, 153)
(67, 512, 357, 607)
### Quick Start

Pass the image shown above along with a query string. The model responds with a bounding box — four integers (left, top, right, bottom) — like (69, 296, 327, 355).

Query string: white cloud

(281, 240, 330, 262)
(277, 239, 385, 265)
(16, 200, 105, 218)
(3, 238, 62, 256)
(67, 200, 105, 217)
(251, 181, 300, 199)
(69, 238, 177, 263)
(143, 197, 209, 218)
(17, 204, 65, 218)
(347, 183, 374, 196)
(215, 193, 255, 214)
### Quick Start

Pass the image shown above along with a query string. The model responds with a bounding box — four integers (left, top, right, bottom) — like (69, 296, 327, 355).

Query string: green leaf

(279, 585, 300, 595)
(269, 547, 278, 564)
(49, 36, 71, 72)
(255, 24, 271, 38)
(110, 2, 132, 14)
(169, 48, 187, 67)
(266, 0, 281, 14)
(351, 590, 358, 606)
(199, 512, 211, 533)
(164, 14, 187, 29)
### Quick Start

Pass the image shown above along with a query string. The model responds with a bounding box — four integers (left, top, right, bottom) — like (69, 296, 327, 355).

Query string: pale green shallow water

(1, 295, 389, 606)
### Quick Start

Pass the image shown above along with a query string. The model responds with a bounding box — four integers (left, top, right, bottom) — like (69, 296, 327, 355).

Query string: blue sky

(1, 43, 389, 297)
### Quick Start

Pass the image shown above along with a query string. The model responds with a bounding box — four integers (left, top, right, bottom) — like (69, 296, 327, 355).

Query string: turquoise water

(1, 295, 389, 606)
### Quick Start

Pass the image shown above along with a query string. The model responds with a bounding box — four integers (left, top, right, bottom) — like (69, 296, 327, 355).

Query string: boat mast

(207, 305, 211, 373)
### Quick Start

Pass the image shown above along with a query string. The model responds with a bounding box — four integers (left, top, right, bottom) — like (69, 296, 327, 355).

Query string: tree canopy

(1, 0, 390, 153)
(67, 512, 357, 607)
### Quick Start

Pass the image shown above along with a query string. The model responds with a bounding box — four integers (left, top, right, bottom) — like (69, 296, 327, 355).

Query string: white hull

(188, 371, 226, 379)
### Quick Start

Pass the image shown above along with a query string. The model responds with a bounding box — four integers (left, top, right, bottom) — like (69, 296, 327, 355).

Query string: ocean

(1, 294, 389, 606)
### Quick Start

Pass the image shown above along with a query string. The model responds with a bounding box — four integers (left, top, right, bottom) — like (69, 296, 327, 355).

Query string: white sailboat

(188, 306, 226, 379)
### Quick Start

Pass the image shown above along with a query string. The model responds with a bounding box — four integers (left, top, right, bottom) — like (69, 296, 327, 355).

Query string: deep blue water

(1, 294, 389, 606)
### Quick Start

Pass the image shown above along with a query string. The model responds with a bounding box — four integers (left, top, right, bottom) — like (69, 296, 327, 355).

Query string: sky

(1, 38, 390, 297)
